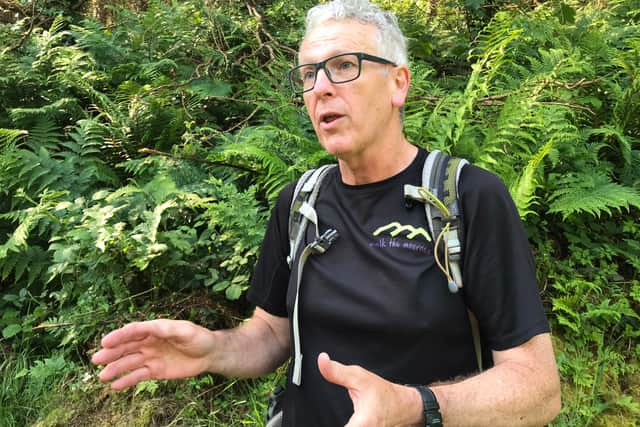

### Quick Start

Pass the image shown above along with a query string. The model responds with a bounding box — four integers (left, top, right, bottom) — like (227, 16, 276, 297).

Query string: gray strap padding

(292, 244, 313, 385)
(287, 165, 337, 268)
(287, 164, 337, 386)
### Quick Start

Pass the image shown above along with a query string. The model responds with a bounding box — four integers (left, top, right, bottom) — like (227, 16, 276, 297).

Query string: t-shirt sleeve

(246, 182, 296, 318)
(460, 165, 550, 351)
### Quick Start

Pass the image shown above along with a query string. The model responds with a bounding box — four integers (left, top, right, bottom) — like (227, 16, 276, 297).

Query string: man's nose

(312, 68, 334, 94)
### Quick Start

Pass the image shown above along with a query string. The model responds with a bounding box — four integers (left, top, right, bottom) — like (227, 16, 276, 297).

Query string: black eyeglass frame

(288, 52, 397, 94)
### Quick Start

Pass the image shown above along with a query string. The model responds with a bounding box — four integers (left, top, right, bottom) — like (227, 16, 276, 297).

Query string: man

(92, 1, 561, 425)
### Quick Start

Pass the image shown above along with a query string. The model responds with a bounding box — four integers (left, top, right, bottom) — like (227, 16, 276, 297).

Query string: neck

(338, 137, 417, 185)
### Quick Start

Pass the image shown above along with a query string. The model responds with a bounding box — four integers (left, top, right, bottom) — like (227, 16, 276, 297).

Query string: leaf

(134, 380, 159, 397)
(556, 2, 576, 25)
(225, 284, 243, 300)
(187, 79, 232, 98)
(144, 176, 178, 204)
(2, 324, 22, 339)
(212, 280, 229, 292)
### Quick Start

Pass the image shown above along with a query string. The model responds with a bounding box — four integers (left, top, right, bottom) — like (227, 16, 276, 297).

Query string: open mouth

(321, 114, 342, 124)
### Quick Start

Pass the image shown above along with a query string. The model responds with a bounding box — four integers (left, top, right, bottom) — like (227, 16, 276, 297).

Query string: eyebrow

(297, 50, 352, 65)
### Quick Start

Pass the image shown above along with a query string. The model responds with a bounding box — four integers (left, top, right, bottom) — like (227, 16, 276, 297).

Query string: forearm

(206, 309, 290, 378)
(432, 363, 559, 426)
(430, 334, 561, 426)
(393, 334, 560, 427)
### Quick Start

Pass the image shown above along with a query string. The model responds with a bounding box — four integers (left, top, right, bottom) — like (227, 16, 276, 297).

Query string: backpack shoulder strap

(405, 150, 468, 292)
(404, 150, 484, 371)
(287, 164, 337, 268)
(286, 163, 339, 386)
(424, 150, 468, 293)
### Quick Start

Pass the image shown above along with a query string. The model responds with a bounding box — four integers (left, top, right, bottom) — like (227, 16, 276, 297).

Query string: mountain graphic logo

(372, 222, 432, 242)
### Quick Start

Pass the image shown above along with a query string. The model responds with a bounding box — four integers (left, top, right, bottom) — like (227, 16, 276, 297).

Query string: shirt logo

(373, 222, 432, 242)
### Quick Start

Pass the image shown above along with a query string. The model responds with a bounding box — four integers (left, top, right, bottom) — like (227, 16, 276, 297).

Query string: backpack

(266, 150, 482, 425)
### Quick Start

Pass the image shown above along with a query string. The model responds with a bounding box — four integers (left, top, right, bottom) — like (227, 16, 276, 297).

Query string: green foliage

(548, 172, 640, 219)
(0, 349, 78, 427)
(1, 0, 639, 425)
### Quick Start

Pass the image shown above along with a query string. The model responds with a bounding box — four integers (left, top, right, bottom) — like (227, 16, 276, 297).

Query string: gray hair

(304, 0, 408, 66)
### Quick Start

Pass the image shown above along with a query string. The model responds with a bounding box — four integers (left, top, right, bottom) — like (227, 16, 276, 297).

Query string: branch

(5, 0, 36, 52)
(224, 105, 261, 133)
(539, 101, 596, 115)
(0, 0, 28, 21)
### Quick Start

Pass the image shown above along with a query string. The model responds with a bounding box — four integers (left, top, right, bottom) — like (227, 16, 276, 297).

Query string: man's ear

(391, 65, 410, 108)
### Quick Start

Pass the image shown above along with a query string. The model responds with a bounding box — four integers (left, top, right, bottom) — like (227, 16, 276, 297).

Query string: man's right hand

(91, 309, 291, 390)
(91, 319, 217, 390)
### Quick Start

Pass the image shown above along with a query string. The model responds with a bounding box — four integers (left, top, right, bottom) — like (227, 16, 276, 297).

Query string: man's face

(298, 20, 401, 161)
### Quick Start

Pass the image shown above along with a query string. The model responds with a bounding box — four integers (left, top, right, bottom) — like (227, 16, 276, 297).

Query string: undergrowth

(0, 0, 638, 425)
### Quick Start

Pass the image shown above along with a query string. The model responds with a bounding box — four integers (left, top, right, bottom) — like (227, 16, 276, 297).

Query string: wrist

(398, 384, 431, 427)
(204, 329, 227, 374)
(411, 385, 443, 427)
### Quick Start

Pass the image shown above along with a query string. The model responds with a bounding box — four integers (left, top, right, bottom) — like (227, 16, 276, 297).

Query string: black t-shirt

(248, 148, 550, 427)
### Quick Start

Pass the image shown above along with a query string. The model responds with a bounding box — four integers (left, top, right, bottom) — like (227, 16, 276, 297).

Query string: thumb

(317, 352, 356, 388)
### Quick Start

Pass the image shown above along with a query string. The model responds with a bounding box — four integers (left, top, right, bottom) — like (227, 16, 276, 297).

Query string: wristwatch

(413, 385, 443, 427)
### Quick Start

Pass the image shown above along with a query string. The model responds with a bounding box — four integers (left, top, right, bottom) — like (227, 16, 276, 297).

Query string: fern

(449, 12, 523, 148)
(548, 172, 640, 219)
(136, 58, 180, 81)
(8, 98, 81, 126)
(214, 143, 297, 204)
(0, 129, 28, 147)
(0, 190, 65, 258)
(22, 119, 63, 152)
(509, 137, 555, 219)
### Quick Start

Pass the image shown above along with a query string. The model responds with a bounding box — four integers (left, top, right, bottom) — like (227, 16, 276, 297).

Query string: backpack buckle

(310, 228, 339, 254)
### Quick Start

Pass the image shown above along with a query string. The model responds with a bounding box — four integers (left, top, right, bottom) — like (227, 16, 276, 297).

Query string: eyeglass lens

(292, 54, 360, 93)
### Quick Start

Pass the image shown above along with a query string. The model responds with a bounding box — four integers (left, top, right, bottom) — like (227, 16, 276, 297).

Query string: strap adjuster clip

(310, 228, 339, 254)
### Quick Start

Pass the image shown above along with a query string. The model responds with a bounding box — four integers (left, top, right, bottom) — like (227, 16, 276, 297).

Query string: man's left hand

(317, 352, 423, 427)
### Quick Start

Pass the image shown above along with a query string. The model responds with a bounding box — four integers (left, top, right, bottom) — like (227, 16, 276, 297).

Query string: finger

(109, 366, 152, 390)
(99, 321, 157, 348)
(317, 352, 356, 388)
(92, 337, 152, 366)
(98, 352, 146, 382)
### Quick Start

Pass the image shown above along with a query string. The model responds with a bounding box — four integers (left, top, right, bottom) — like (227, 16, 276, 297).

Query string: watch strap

(414, 385, 443, 427)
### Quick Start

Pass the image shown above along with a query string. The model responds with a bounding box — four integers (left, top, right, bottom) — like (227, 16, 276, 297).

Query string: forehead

(299, 20, 380, 64)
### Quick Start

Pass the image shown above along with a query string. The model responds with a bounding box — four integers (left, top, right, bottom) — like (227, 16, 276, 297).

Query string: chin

(318, 136, 356, 159)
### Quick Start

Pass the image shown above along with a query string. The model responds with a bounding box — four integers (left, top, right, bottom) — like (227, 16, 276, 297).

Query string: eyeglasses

(288, 52, 396, 94)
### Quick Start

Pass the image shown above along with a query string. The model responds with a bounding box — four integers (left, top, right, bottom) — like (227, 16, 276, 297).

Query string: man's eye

(299, 69, 315, 81)
(337, 60, 356, 70)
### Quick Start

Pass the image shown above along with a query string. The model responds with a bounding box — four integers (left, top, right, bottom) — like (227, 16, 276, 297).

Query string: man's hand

(317, 352, 423, 427)
(91, 319, 217, 390)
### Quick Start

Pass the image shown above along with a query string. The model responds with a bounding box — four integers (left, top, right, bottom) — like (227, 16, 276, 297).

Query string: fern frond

(215, 143, 297, 204)
(548, 172, 640, 219)
(0, 190, 65, 258)
(8, 98, 80, 125)
(448, 12, 523, 150)
(0, 128, 28, 147)
(26, 119, 63, 151)
(588, 125, 633, 168)
(63, 119, 106, 157)
(510, 137, 554, 218)
(136, 59, 180, 81)
(48, 15, 68, 36)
